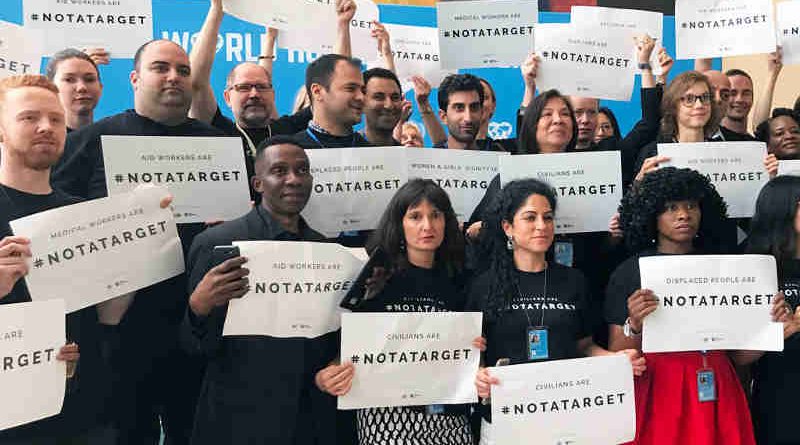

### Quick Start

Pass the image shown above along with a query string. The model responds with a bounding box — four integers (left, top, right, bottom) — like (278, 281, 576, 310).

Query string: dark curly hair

(366, 179, 464, 276)
(476, 179, 558, 317)
(437, 73, 485, 112)
(619, 167, 729, 254)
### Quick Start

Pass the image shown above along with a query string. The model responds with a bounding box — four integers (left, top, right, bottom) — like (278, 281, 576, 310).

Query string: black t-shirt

(466, 263, 593, 422)
(0, 185, 108, 439)
(603, 252, 652, 326)
(467, 263, 593, 366)
(211, 107, 313, 198)
(719, 125, 757, 142)
(293, 127, 373, 149)
(752, 259, 800, 444)
(353, 265, 466, 314)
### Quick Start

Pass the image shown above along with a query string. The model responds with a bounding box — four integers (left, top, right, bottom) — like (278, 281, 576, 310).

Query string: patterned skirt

(356, 406, 473, 445)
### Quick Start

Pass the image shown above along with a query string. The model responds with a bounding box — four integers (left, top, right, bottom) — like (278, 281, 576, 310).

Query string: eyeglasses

(230, 83, 273, 93)
(680, 93, 713, 107)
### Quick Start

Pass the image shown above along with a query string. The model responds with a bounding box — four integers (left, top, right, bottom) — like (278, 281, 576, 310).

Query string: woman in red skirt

(604, 167, 790, 445)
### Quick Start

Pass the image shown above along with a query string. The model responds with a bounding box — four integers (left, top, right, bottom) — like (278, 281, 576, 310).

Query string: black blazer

(183, 207, 339, 445)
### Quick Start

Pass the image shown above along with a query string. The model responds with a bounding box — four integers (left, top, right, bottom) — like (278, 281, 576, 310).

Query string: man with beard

(51, 39, 224, 444)
(183, 136, 334, 445)
(362, 68, 403, 146)
(0, 74, 103, 444)
(433, 73, 483, 150)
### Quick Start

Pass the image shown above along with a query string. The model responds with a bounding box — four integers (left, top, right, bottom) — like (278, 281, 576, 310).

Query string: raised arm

(753, 47, 783, 128)
(412, 75, 446, 146)
(372, 22, 396, 74)
(334, 0, 356, 57)
(188, 0, 224, 124)
(694, 58, 713, 72)
(259, 27, 279, 120)
(520, 53, 538, 109)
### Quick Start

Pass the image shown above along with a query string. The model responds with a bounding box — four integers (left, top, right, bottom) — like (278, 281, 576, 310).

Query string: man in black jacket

(184, 135, 335, 445)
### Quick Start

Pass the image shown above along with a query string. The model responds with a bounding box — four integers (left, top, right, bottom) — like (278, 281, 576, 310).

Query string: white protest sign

(277, 0, 379, 63)
(570, 6, 664, 76)
(675, 0, 776, 60)
(778, 159, 800, 176)
(491, 355, 635, 445)
(22, 0, 153, 58)
(303, 147, 409, 237)
(10, 186, 184, 313)
(223, 241, 364, 338)
(0, 21, 43, 80)
(406, 150, 508, 222)
(338, 312, 482, 410)
(500, 151, 622, 234)
(436, 0, 538, 69)
(223, 0, 294, 29)
(377, 24, 450, 91)
(777, 1, 800, 66)
(640, 255, 783, 353)
(101, 136, 251, 224)
(659, 142, 768, 218)
(534, 23, 636, 101)
(0, 300, 65, 431)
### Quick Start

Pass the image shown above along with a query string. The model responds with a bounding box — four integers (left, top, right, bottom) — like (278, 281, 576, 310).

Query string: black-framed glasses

(230, 83, 273, 93)
(680, 93, 713, 107)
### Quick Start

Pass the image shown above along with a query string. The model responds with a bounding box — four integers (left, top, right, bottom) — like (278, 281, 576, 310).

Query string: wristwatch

(637, 62, 652, 71)
(623, 317, 641, 338)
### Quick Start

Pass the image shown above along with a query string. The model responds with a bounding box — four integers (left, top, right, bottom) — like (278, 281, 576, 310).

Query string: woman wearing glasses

(633, 71, 722, 183)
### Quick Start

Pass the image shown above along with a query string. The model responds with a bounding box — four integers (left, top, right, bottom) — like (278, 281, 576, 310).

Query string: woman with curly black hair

(605, 167, 788, 445)
(467, 178, 645, 445)
(316, 179, 482, 445)
(746, 176, 800, 445)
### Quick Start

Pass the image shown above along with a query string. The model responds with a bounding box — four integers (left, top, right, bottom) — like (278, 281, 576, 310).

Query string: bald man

(52, 39, 225, 444)
(188, 0, 313, 196)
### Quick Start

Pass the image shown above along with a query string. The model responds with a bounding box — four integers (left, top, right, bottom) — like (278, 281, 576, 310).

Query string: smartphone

(212, 245, 240, 268)
(340, 247, 387, 310)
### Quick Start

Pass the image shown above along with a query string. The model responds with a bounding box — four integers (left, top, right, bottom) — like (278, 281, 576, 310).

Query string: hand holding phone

(188, 246, 249, 317)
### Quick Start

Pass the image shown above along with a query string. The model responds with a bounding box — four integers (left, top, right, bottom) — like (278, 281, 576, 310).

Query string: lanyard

(514, 264, 548, 328)
(236, 122, 272, 159)
(305, 128, 357, 149)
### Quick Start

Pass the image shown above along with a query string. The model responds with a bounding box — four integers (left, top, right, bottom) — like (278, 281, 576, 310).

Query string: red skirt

(625, 351, 755, 445)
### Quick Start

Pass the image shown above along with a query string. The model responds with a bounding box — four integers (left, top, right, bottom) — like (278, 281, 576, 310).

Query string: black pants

(110, 338, 204, 445)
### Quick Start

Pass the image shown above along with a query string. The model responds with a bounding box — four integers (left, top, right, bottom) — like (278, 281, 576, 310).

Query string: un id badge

(554, 241, 574, 267)
(527, 326, 549, 360)
(697, 370, 717, 402)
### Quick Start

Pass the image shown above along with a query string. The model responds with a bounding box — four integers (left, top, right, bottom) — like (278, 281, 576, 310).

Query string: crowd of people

(2, 0, 800, 444)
